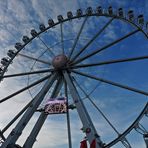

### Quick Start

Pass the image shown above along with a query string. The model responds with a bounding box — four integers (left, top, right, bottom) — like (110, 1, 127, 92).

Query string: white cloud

(0, 1, 147, 148)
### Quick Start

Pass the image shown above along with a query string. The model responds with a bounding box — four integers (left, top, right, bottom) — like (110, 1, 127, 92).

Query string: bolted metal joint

(68, 104, 76, 110)
(52, 54, 68, 69)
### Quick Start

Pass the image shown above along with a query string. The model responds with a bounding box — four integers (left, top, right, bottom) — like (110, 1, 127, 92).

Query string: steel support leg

(65, 81, 72, 148)
(63, 71, 103, 148)
(23, 76, 63, 148)
(1, 73, 57, 148)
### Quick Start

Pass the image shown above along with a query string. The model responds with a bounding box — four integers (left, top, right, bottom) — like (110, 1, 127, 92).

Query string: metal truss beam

(23, 75, 63, 148)
(1, 73, 57, 148)
(63, 71, 103, 148)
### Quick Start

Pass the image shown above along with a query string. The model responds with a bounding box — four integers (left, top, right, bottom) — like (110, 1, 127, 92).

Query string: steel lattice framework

(0, 6, 148, 148)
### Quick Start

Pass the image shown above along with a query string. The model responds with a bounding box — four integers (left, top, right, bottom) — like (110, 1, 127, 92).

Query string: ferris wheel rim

(0, 7, 148, 79)
(0, 6, 148, 147)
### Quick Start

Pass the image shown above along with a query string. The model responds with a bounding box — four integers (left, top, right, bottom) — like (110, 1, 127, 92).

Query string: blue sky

(0, 0, 148, 148)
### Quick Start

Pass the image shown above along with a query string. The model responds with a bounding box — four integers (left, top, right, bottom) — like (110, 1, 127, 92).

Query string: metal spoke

(38, 36, 55, 57)
(72, 29, 140, 65)
(73, 78, 132, 148)
(64, 80, 72, 148)
(69, 17, 88, 59)
(60, 23, 65, 54)
(71, 55, 148, 69)
(73, 77, 119, 134)
(18, 53, 51, 65)
(72, 70, 148, 96)
(0, 74, 52, 104)
(70, 17, 114, 62)
(23, 76, 63, 148)
(2, 68, 54, 78)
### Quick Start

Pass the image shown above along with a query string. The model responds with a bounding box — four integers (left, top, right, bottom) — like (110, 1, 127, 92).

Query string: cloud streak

(0, 0, 147, 148)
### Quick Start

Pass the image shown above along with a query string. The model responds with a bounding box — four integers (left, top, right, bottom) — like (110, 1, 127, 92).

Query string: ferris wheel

(0, 6, 148, 148)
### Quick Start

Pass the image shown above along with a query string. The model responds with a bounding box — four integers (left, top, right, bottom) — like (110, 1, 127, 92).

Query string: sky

(0, 0, 148, 148)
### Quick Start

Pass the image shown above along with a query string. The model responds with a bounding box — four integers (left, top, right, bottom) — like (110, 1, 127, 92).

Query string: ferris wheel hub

(52, 54, 68, 69)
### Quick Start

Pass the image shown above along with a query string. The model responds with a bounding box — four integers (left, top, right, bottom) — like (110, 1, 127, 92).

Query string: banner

(44, 97, 67, 114)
